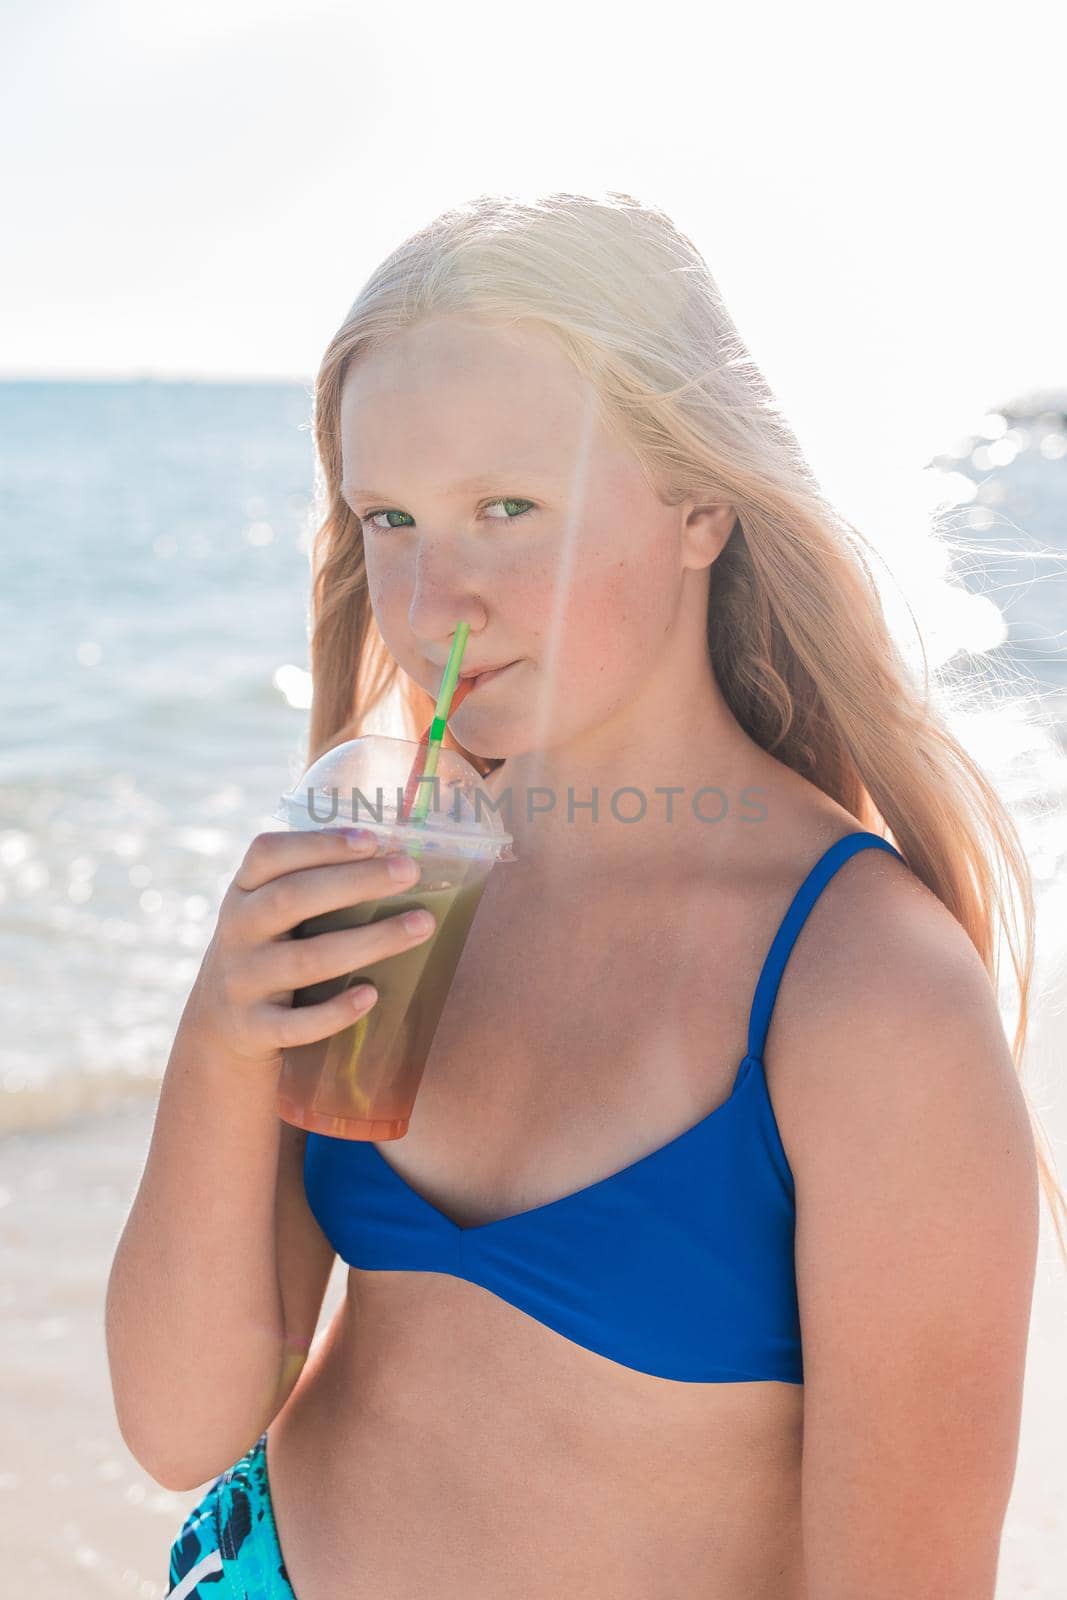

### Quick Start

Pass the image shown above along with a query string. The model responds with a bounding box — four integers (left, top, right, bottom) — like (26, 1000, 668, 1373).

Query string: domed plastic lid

(273, 734, 516, 862)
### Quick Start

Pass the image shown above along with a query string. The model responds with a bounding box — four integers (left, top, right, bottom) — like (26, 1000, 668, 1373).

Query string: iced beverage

(271, 734, 514, 1140)
(277, 855, 492, 1139)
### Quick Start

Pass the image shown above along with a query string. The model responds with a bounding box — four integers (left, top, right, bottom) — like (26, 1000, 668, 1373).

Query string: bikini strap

(746, 832, 907, 1063)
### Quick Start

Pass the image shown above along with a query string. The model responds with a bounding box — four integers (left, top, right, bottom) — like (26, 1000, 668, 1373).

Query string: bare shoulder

(765, 832, 1041, 1595)
(767, 828, 1038, 1214)
(766, 832, 1031, 1154)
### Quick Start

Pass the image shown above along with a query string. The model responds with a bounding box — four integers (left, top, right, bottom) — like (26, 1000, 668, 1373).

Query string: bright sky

(4, 0, 1064, 531)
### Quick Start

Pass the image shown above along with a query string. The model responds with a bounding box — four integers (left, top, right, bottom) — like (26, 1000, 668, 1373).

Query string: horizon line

(0, 369, 315, 386)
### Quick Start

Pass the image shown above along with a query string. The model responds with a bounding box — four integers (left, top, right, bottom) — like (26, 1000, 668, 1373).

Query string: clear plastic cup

(270, 734, 515, 1140)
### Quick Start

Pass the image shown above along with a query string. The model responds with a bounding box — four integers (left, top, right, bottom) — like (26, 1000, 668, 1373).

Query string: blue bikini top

(304, 831, 907, 1385)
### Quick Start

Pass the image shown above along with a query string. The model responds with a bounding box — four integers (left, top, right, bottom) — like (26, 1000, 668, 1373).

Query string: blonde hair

(303, 186, 1066, 1262)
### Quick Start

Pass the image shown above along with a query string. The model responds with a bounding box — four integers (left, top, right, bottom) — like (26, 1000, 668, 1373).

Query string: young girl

(108, 190, 1063, 1600)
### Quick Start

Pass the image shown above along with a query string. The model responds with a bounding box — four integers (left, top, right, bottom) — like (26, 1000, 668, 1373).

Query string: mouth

(457, 660, 520, 693)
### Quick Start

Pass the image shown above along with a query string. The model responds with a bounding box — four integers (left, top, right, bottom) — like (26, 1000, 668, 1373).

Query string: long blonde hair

(303, 187, 1066, 1262)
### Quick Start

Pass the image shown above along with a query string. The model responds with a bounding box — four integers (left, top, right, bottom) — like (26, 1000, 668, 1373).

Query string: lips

(458, 661, 514, 680)
(458, 660, 518, 693)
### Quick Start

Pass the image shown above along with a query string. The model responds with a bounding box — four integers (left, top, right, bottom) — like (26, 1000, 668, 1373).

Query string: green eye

(483, 497, 535, 521)
(360, 497, 536, 532)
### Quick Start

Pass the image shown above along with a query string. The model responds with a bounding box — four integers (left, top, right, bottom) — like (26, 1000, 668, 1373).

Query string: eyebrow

(342, 472, 546, 506)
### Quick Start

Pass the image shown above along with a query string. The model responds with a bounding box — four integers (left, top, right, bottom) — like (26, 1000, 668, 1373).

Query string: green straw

(407, 621, 470, 836)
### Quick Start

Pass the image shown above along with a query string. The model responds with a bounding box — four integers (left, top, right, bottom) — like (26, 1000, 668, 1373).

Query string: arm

(271, 1116, 340, 1412)
(785, 885, 1039, 1599)
(104, 826, 432, 1491)
(105, 1001, 299, 1491)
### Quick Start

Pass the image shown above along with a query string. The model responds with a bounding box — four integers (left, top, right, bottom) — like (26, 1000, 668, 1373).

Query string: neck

(483, 664, 772, 878)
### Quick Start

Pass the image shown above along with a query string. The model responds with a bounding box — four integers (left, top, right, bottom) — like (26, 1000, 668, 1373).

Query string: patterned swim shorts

(165, 1430, 297, 1598)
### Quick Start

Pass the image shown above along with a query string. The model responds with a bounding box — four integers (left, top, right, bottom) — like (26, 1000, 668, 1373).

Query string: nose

(406, 527, 489, 640)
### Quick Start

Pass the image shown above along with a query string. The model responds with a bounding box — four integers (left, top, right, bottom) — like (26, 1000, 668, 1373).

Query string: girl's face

(339, 313, 713, 761)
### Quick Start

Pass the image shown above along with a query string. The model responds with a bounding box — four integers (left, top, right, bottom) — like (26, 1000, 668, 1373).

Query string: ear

(679, 501, 738, 572)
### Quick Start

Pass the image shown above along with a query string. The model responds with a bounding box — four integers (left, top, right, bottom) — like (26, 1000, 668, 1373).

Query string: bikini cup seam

(213, 1444, 270, 1593)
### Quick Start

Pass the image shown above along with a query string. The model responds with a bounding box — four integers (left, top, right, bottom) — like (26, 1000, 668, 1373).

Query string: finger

(247, 852, 422, 942)
(262, 979, 381, 1051)
(257, 902, 436, 994)
(233, 827, 381, 895)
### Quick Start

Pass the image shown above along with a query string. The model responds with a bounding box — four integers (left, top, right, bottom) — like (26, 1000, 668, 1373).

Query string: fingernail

(341, 828, 377, 849)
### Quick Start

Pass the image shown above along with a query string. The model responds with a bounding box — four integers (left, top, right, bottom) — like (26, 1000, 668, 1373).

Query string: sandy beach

(1, 1071, 1065, 1599)
(0, 1094, 349, 1599)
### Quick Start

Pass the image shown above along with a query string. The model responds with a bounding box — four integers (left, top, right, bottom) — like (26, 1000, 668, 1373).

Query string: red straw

(399, 675, 476, 822)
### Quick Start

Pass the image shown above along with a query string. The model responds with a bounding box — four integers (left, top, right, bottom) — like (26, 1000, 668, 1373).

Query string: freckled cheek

(365, 581, 390, 630)
(364, 554, 410, 627)
(540, 565, 633, 676)
(364, 546, 643, 667)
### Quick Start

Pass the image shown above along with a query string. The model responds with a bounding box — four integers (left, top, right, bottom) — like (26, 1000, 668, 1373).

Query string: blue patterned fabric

(166, 1430, 296, 1598)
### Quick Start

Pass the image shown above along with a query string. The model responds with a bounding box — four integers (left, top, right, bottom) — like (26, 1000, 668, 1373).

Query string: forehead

(339, 315, 609, 480)
(342, 314, 576, 400)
